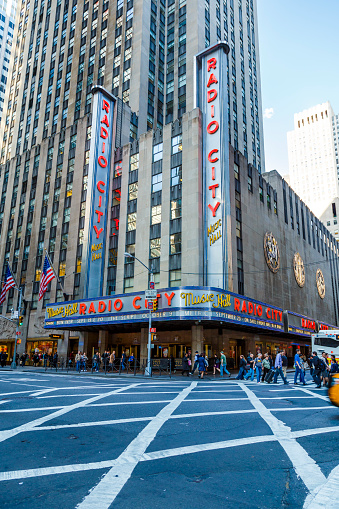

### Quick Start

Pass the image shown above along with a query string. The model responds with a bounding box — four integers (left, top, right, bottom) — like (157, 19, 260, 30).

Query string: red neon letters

(93, 99, 111, 242)
(206, 57, 220, 218)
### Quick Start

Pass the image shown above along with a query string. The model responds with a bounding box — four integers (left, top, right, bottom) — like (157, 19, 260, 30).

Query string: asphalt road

(0, 370, 338, 509)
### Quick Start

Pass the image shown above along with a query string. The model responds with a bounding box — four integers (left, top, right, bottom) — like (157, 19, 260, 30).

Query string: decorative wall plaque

(316, 269, 325, 299)
(264, 232, 280, 273)
(293, 252, 305, 287)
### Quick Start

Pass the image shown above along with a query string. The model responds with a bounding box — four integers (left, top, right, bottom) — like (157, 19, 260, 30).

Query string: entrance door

(229, 340, 241, 368)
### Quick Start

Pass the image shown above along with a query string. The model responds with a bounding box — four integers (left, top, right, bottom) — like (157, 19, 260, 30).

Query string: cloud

(264, 107, 274, 119)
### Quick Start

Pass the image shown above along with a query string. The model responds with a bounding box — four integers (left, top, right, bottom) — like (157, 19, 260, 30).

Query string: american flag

(0, 264, 16, 305)
(38, 255, 56, 301)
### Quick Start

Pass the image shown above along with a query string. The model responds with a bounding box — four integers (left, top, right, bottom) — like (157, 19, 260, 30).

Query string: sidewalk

(0, 364, 297, 381)
(0, 365, 238, 380)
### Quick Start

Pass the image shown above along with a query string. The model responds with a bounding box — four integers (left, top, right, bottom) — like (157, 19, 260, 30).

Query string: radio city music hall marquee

(81, 87, 115, 298)
(45, 286, 287, 333)
(196, 42, 230, 289)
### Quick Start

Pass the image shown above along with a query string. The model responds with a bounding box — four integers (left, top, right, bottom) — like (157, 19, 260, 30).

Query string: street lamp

(124, 253, 154, 376)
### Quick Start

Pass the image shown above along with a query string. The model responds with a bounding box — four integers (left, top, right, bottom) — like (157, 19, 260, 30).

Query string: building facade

(0, 0, 16, 123)
(287, 102, 339, 219)
(2, 1, 338, 366)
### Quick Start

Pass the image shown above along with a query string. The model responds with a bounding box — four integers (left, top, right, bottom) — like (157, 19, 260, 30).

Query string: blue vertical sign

(82, 86, 115, 298)
(196, 42, 230, 289)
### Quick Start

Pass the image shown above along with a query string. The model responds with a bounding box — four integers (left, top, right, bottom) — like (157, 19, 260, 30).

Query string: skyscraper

(0, 0, 17, 122)
(0, 0, 282, 361)
(287, 102, 339, 218)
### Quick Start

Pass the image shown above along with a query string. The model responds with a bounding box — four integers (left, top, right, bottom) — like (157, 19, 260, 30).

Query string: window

(259, 183, 263, 202)
(124, 277, 134, 291)
(248, 174, 253, 192)
(152, 173, 162, 192)
(130, 153, 139, 171)
(59, 262, 66, 277)
(51, 212, 58, 227)
(80, 202, 86, 217)
(151, 205, 161, 224)
(63, 207, 71, 223)
(128, 182, 138, 201)
(171, 166, 182, 186)
(125, 244, 135, 259)
(234, 162, 239, 180)
(153, 142, 163, 162)
(76, 257, 82, 273)
(172, 135, 182, 154)
(70, 134, 77, 149)
(127, 212, 137, 231)
(170, 233, 181, 254)
(150, 238, 161, 258)
(171, 199, 181, 219)
(61, 233, 68, 249)
(169, 270, 181, 287)
(236, 220, 241, 238)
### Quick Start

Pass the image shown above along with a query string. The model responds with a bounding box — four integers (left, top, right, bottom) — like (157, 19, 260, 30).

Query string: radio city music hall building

(42, 44, 339, 367)
(0, 0, 338, 365)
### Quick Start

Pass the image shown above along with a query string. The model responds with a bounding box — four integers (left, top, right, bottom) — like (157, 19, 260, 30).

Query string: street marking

(291, 426, 339, 439)
(76, 382, 197, 509)
(0, 390, 38, 397)
(2, 424, 339, 483)
(142, 434, 276, 461)
(0, 383, 140, 443)
(35, 416, 154, 430)
(292, 386, 330, 402)
(29, 388, 59, 397)
(240, 383, 326, 493)
(304, 465, 339, 509)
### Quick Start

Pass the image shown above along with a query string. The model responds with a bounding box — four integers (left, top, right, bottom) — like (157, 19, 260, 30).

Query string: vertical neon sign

(196, 42, 230, 289)
(82, 86, 115, 298)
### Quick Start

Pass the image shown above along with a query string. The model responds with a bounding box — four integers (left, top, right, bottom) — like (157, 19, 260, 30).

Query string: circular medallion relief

(263, 232, 280, 273)
(316, 269, 325, 299)
(293, 252, 305, 287)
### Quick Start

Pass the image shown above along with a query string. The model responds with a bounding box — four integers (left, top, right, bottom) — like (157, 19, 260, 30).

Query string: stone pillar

(78, 331, 89, 354)
(98, 330, 109, 355)
(140, 328, 148, 364)
(191, 325, 204, 355)
(57, 332, 68, 364)
(221, 330, 230, 358)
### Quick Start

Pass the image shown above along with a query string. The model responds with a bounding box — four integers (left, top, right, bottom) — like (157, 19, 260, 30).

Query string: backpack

(318, 358, 326, 371)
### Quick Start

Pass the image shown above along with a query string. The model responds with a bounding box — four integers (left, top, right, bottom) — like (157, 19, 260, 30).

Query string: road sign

(11, 311, 18, 320)
(149, 281, 155, 289)
(150, 328, 156, 333)
(147, 301, 153, 309)
(145, 289, 157, 299)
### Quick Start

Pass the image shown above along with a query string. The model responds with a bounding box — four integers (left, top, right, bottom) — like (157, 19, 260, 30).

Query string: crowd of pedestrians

(182, 350, 232, 378)
(74, 350, 137, 373)
(233, 348, 339, 387)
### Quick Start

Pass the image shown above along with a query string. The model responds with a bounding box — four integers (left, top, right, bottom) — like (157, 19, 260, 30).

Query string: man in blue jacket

(294, 349, 306, 385)
(273, 350, 289, 385)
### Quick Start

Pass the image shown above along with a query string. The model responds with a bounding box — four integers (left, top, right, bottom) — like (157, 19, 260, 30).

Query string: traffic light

(18, 316, 23, 326)
(152, 299, 157, 312)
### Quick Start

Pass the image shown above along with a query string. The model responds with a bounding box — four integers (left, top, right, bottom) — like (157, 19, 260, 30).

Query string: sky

(257, 0, 339, 176)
